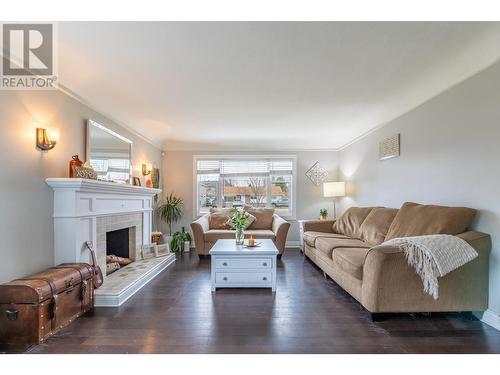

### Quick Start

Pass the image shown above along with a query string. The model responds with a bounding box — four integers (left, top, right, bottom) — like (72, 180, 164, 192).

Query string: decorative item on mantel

(305, 161, 329, 186)
(132, 176, 141, 186)
(69, 155, 83, 177)
(151, 167, 160, 189)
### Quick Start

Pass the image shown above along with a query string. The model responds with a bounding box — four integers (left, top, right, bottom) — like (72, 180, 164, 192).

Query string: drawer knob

(262, 262, 267, 266)
(223, 277, 228, 281)
(262, 277, 267, 281)
(222, 262, 228, 266)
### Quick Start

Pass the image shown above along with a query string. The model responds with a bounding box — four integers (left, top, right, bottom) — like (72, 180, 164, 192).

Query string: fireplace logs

(105, 255, 133, 275)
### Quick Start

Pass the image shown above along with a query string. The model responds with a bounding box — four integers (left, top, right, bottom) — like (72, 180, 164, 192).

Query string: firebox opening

(106, 227, 130, 258)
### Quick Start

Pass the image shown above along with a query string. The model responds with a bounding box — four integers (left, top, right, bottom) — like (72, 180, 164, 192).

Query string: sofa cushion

(359, 207, 399, 246)
(303, 231, 349, 247)
(332, 247, 372, 280)
(332, 207, 375, 239)
(245, 207, 275, 230)
(315, 237, 370, 258)
(385, 202, 477, 241)
(204, 229, 275, 242)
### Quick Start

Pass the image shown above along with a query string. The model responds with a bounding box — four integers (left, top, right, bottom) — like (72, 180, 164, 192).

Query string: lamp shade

(323, 182, 345, 197)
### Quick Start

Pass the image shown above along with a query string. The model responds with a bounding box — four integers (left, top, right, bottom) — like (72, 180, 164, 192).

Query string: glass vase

(235, 227, 244, 246)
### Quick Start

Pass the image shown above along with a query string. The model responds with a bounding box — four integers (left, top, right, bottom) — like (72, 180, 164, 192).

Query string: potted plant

(226, 209, 251, 245)
(157, 193, 183, 244)
(170, 227, 192, 254)
(319, 208, 328, 221)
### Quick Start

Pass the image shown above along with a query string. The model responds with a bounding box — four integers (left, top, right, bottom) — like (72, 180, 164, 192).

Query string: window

(195, 156, 296, 218)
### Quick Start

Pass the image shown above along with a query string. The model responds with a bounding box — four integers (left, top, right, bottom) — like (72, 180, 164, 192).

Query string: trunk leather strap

(17, 277, 58, 331)
(49, 265, 92, 311)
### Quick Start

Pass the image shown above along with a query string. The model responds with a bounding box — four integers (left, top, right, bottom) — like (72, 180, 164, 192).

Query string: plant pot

(319, 216, 328, 221)
(184, 241, 190, 253)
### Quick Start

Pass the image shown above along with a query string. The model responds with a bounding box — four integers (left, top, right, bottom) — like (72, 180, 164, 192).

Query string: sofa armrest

(272, 214, 291, 254)
(361, 231, 491, 313)
(302, 219, 335, 233)
(190, 214, 210, 252)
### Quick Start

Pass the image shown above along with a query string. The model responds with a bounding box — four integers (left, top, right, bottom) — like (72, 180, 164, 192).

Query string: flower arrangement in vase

(319, 208, 328, 221)
(226, 208, 251, 245)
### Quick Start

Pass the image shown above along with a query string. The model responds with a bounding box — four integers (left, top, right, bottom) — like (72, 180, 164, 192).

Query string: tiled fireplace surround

(96, 213, 142, 280)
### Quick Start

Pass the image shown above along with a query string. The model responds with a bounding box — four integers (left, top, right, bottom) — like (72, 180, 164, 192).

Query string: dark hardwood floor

(3, 249, 500, 354)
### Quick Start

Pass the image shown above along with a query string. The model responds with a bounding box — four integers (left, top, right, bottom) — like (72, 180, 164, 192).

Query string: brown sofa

(303, 202, 490, 318)
(191, 207, 291, 258)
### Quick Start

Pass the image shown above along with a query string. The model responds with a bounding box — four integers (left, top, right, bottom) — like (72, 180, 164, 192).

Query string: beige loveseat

(191, 207, 291, 258)
(303, 202, 490, 319)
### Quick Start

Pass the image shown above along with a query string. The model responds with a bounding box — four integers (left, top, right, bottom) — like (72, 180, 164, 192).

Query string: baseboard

(286, 240, 301, 248)
(481, 309, 500, 330)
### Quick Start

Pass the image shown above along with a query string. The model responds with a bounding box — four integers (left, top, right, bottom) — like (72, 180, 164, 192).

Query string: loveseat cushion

(303, 231, 349, 247)
(332, 207, 375, 238)
(332, 247, 372, 280)
(315, 237, 370, 258)
(385, 202, 477, 240)
(245, 207, 275, 230)
(204, 229, 275, 242)
(204, 229, 236, 241)
(209, 208, 232, 229)
(359, 207, 399, 246)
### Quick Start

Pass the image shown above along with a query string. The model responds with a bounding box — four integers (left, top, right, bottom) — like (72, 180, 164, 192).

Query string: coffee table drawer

(215, 257, 272, 269)
(215, 272, 272, 284)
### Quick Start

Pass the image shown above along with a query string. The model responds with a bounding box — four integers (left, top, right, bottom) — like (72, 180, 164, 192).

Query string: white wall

(162, 150, 339, 243)
(0, 90, 162, 283)
(338, 61, 500, 327)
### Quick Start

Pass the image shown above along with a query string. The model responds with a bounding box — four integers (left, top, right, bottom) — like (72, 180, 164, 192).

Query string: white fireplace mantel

(46, 178, 162, 265)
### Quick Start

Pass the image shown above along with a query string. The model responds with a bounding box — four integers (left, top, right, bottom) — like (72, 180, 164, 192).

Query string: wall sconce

(142, 163, 152, 176)
(36, 127, 60, 151)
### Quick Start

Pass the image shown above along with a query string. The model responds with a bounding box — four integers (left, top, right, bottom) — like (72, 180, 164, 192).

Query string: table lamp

(323, 181, 346, 218)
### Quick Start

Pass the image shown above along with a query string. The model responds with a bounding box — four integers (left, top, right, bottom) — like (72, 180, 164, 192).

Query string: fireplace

(107, 227, 130, 259)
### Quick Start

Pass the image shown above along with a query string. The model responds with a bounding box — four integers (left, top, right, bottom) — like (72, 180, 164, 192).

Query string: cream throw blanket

(382, 234, 478, 299)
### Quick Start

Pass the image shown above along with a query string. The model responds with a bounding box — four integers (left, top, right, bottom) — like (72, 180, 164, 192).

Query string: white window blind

(197, 159, 293, 176)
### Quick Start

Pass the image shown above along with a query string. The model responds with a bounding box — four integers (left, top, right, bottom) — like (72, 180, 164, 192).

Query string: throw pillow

(209, 208, 232, 230)
(244, 206, 275, 230)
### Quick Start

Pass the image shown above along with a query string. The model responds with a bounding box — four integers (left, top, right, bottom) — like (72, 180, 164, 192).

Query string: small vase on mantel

(69, 155, 83, 178)
(235, 227, 244, 246)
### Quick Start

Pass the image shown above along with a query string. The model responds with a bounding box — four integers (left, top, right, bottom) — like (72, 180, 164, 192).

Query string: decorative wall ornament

(379, 133, 400, 161)
(305, 161, 328, 186)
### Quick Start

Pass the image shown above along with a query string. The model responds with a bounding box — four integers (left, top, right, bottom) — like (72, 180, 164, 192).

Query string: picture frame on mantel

(132, 177, 141, 186)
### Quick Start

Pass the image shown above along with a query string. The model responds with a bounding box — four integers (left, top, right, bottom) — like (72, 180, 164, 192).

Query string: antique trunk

(0, 263, 94, 346)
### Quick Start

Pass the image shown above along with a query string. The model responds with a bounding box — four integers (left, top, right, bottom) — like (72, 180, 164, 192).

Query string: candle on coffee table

(248, 235, 255, 246)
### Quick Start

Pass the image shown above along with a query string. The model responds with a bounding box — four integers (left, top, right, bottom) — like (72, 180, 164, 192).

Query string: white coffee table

(209, 239, 278, 292)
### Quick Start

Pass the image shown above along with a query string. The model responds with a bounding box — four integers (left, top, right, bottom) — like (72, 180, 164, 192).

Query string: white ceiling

(57, 22, 500, 151)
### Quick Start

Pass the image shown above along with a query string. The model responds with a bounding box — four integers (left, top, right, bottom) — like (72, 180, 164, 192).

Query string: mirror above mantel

(86, 120, 133, 184)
